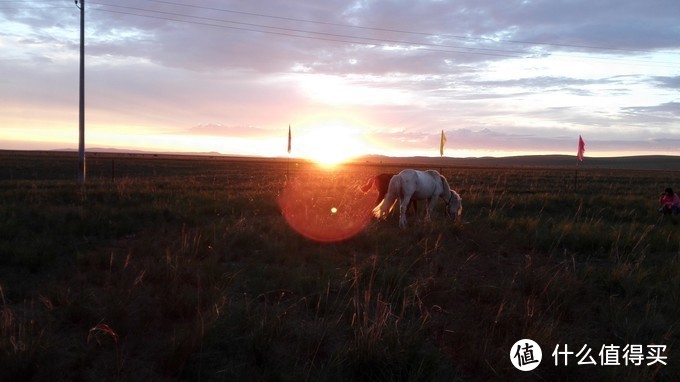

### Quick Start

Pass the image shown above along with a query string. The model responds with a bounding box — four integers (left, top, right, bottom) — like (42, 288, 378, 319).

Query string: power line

(5, 0, 678, 59)
(0, 7, 71, 9)
(136, 0, 670, 56)
(89, 2, 532, 59)
(3, 0, 678, 67)
(0, 0, 65, 4)
(87, 2, 678, 68)
(8, 0, 670, 59)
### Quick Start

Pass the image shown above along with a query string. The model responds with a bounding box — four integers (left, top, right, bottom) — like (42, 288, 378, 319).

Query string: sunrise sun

(297, 124, 368, 167)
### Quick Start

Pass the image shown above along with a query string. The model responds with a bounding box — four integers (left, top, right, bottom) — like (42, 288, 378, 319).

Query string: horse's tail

(373, 175, 400, 219)
(360, 176, 375, 193)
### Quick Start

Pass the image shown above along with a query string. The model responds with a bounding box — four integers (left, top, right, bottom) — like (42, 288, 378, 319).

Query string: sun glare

(297, 124, 368, 167)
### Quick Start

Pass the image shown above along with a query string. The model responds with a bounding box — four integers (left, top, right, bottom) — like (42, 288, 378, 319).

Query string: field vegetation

(0, 151, 678, 381)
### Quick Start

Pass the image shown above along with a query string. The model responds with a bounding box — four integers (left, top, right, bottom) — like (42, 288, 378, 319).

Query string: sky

(1, 0, 679, 162)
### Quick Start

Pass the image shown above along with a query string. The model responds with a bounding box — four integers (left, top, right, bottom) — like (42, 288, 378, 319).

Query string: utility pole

(76, 0, 85, 183)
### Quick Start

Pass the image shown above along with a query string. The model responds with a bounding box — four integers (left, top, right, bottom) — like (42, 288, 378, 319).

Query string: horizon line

(1, 147, 679, 161)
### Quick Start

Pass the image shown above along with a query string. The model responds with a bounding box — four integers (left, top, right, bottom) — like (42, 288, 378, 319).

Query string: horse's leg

(409, 199, 418, 218)
(425, 197, 438, 223)
(422, 198, 430, 223)
(399, 195, 412, 229)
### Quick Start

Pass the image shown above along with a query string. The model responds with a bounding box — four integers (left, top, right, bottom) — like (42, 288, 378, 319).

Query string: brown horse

(360, 173, 418, 213)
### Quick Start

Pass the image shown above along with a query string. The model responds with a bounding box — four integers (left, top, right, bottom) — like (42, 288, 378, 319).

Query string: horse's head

(445, 190, 462, 220)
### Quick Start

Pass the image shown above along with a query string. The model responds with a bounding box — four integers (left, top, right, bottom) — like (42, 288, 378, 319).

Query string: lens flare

(278, 176, 374, 242)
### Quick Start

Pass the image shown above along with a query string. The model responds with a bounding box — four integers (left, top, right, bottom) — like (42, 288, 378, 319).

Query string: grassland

(0, 151, 678, 381)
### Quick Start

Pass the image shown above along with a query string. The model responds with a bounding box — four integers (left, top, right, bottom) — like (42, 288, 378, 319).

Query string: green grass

(0, 151, 678, 381)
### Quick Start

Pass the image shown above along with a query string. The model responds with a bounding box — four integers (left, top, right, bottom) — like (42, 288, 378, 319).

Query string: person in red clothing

(659, 187, 680, 215)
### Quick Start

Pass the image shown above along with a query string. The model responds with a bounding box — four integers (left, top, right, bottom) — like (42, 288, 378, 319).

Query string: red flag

(577, 135, 585, 162)
(287, 124, 292, 154)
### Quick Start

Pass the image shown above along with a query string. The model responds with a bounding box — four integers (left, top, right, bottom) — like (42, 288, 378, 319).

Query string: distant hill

(2, 149, 678, 171)
(55, 147, 226, 157)
(354, 154, 680, 170)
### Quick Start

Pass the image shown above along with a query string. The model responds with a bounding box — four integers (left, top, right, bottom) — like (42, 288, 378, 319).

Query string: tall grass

(0, 152, 678, 381)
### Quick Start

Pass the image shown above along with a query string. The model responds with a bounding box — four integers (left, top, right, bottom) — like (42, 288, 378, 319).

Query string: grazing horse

(360, 173, 418, 213)
(373, 169, 462, 229)
(360, 173, 395, 205)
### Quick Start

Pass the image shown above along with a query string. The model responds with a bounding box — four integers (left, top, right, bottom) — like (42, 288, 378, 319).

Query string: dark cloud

(652, 76, 680, 89)
(622, 102, 680, 118)
(474, 76, 608, 89)
(65, 1, 680, 74)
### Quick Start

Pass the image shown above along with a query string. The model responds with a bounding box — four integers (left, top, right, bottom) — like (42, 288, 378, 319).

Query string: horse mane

(372, 174, 400, 218)
(439, 174, 452, 197)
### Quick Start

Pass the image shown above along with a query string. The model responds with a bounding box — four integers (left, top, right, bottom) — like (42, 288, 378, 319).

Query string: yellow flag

(440, 130, 447, 157)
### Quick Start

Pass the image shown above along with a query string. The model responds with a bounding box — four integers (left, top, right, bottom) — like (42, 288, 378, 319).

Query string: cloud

(653, 76, 680, 89)
(1, 0, 679, 156)
(186, 124, 271, 137)
(622, 102, 680, 118)
(474, 76, 608, 89)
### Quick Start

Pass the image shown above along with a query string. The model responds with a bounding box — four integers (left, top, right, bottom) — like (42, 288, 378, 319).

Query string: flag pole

(286, 124, 291, 180)
(439, 129, 446, 174)
(574, 160, 578, 191)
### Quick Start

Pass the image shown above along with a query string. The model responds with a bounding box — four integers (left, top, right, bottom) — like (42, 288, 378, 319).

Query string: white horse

(373, 169, 462, 229)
